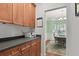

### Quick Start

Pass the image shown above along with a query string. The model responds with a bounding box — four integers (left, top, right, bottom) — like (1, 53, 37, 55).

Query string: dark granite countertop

(0, 37, 40, 51)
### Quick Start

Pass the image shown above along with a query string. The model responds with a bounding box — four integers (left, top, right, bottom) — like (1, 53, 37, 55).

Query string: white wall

(0, 23, 22, 38)
(67, 3, 79, 56)
(0, 23, 34, 38)
(36, 3, 79, 56)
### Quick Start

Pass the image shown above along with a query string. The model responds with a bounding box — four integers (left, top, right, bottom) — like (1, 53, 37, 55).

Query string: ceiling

(46, 8, 66, 20)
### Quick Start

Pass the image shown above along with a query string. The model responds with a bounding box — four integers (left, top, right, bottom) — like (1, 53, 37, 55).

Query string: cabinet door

(32, 4, 35, 28)
(30, 41, 37, 56)
(36, 39, 41, 56)
(0, 3, 12, 23)
(20, 42, 31, 56)
(10, 46, 21, 56)
(31, 39, 41, 56)
(13, 3, 24, 25)
(24, 3, 35, 27)
(24, 3, 30, 27)
(30, 4, 35, 28)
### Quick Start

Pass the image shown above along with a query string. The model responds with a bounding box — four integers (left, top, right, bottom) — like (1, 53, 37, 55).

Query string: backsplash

(0, 23, 34, 38)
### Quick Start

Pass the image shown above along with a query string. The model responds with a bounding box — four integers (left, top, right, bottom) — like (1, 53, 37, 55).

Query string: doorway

(45, 7, 67, 56)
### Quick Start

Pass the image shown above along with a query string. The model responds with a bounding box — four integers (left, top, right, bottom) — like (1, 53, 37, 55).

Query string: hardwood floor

(46, 51, 61, 56)
(46, 40, 65, 56)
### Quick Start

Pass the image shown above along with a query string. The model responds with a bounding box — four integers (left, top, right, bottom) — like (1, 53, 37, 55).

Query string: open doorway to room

(45, 7, 67, 56)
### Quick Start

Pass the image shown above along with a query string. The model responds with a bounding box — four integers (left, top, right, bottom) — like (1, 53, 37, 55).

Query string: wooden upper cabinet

(13, 3, 24, 25)
(29, 4, 35, 28)
(24, 3, 35, 28)
(0, 3, 13, 23)
(24, 3, 30, 27)
(0, 3, 35, 27)
(31, 4, 35, 28)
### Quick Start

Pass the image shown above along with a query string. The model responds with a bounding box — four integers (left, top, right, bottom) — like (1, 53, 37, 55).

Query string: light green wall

(46, 19, 66, 40)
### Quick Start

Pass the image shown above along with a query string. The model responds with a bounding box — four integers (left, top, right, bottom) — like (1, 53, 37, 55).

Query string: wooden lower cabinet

(0, 39, 41, 56)
(36, 40, 41, 56)
(30, 42, 37, 56)
(0, 46, 21, 56)
(30, 39, 41, 56)
(20, 42, 31, 56)
(11, 46, 21, 56)
(0, 49, 12, 56)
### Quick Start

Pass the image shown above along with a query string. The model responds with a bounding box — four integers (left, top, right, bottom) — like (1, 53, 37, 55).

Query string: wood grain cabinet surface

(23, 3, 30, 27)
(10, 46, 21, 56)
(13, 3, 24, 25)
(0, 49, 12, 56)
(30, 41, 37, 56)
(36, 39, 41, 56)
(30, 39, 41, 56)
(0, 46, 21, 56)
(0, 3, 35, 28)
(24, 3, 35, 28)
(13, 3, 35, 27)
(19, 41, 31, 56)
(30, 4, 35, 28)
(0, 3, 13, 23)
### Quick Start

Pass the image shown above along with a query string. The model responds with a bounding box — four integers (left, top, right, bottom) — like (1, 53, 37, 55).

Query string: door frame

(43, 6, 67, 56)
